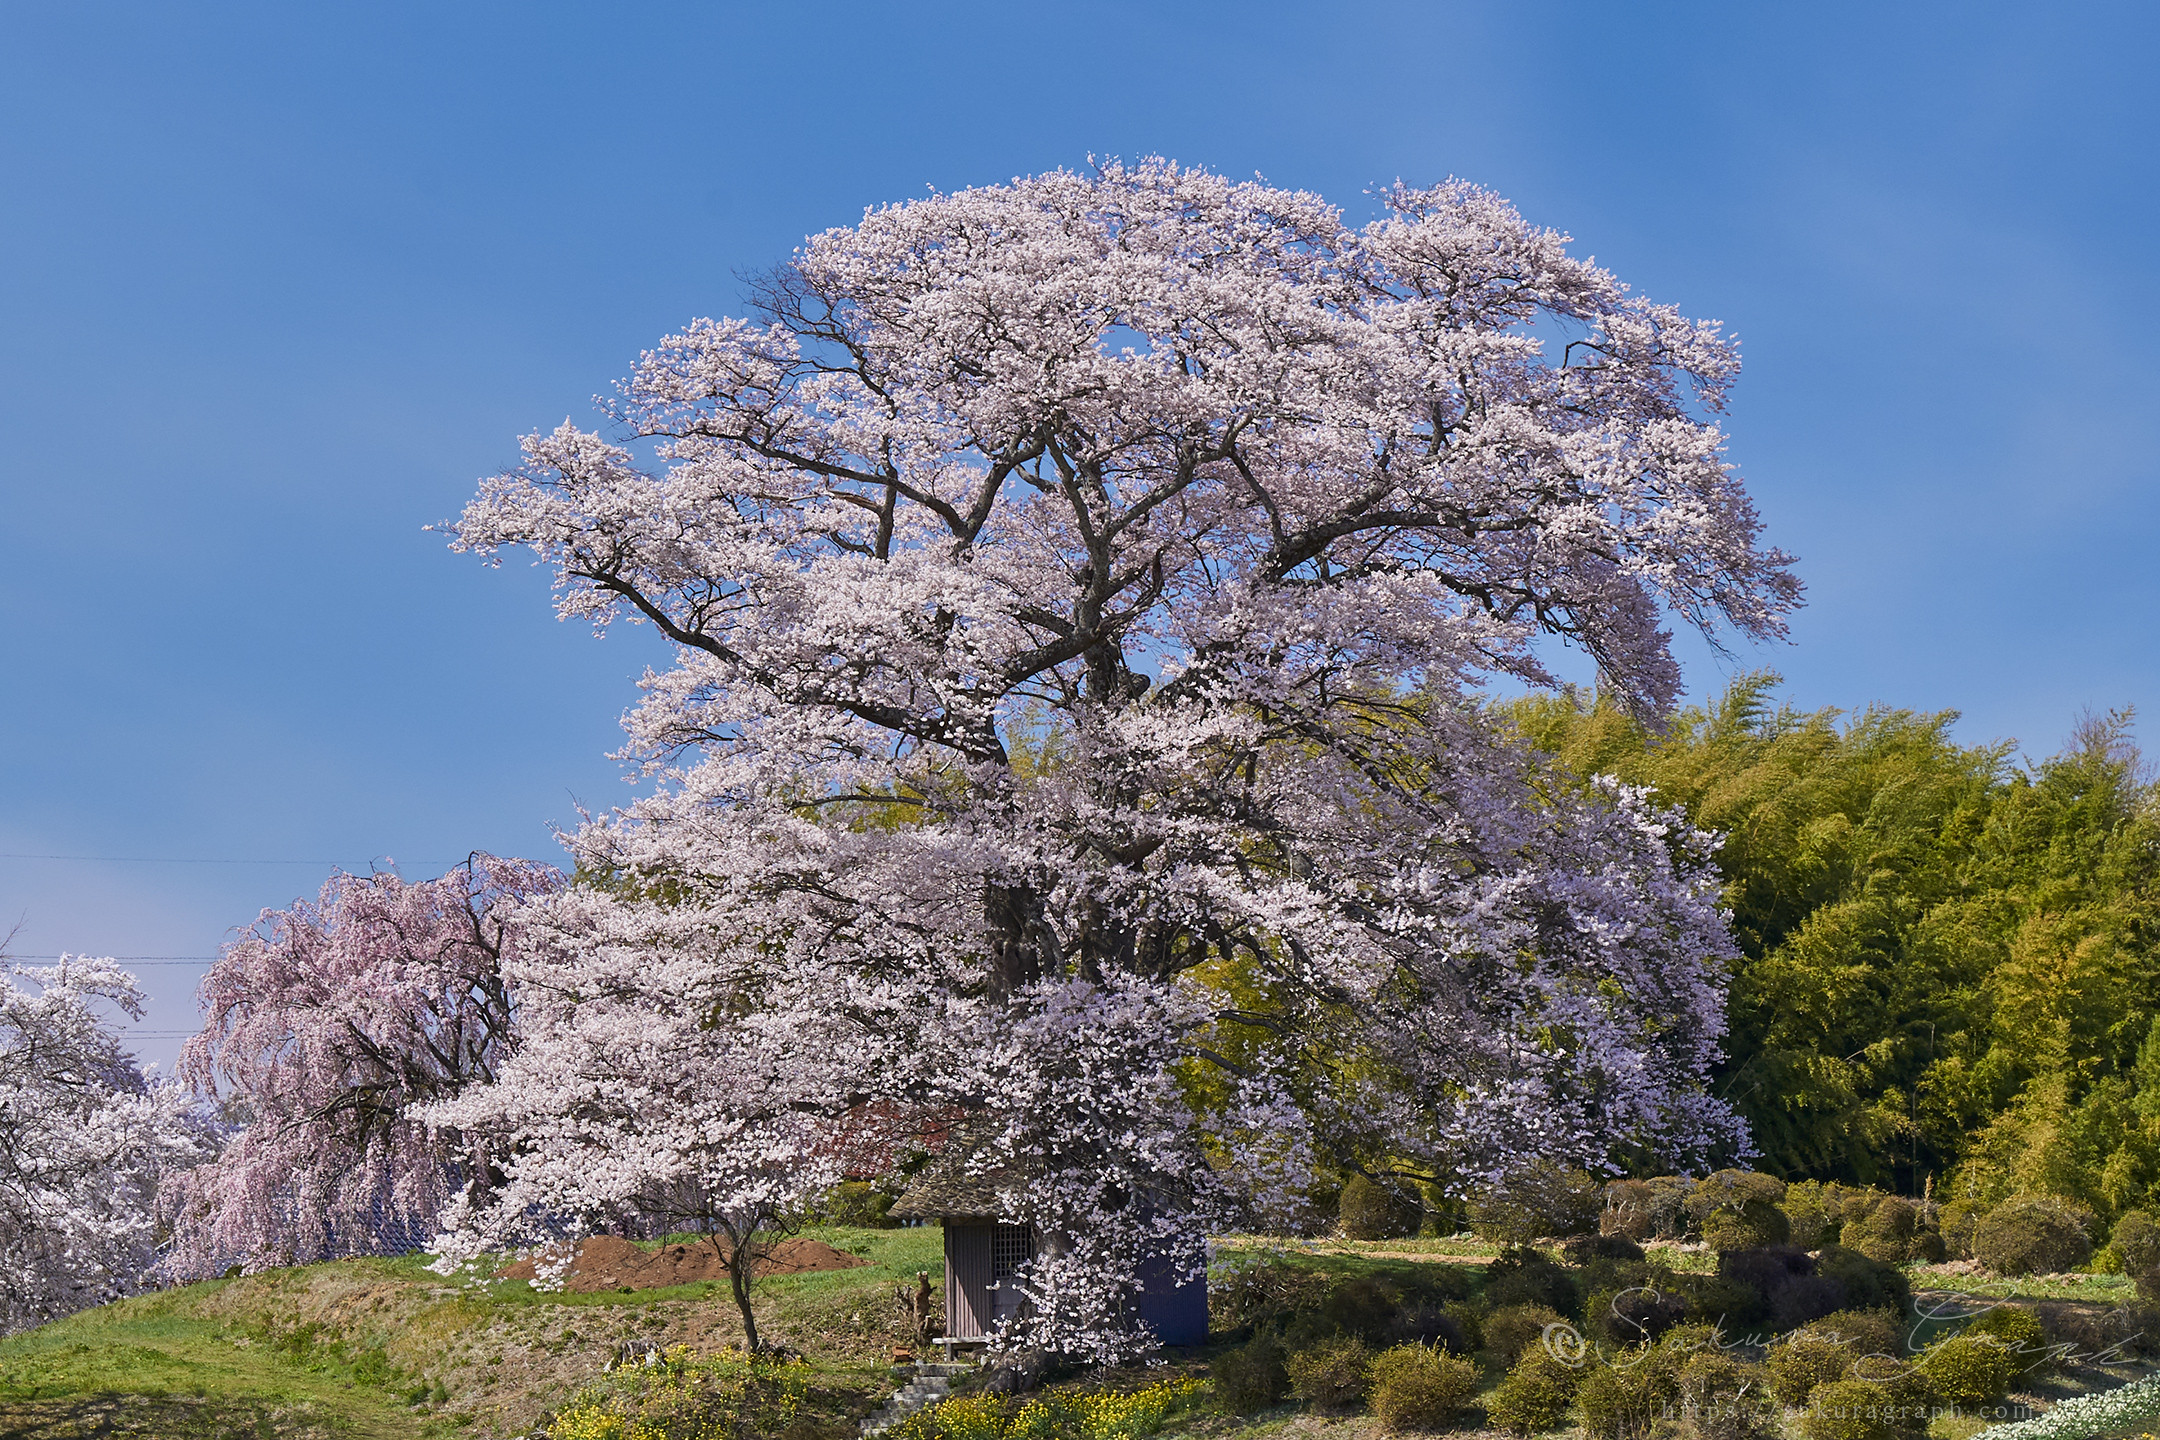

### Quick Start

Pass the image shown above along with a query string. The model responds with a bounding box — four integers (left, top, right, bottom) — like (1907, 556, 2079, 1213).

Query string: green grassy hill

(0, 1226, 947, 1440)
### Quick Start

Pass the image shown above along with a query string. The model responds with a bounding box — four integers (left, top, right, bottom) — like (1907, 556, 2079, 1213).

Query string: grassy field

(0, 1227, 949, 1440)
(3, 1232, 2150, 1440)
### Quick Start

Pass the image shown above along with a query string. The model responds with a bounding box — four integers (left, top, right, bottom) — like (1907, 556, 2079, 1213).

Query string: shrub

(1485, 1248, 1580, 1317)
(1441, 1300, 1484, 1354)
(1785, 1181, 1843, 1249)
(1686, 1170, 1788, 1222)
(1721, 1244, 1816, 1308)
(1913, 1333, 2015, 1409)
(1602, 1181, 1654, 1241)
(1211, 1332, 1289, 1414)
(1285, 1335, 1371, 1412)
(1702, 1200, 1792, 1254)
(1387, 1303, 1469, 1354)
(1584, 1281, 1689, 1347)
(1341, 1175, 1423, 1241)
(1644, 1176, 1692, 1239)
(1767, 1313, 1901, 1407)
(1565, 1232, 1647, 1265)
(1972, 1196, 2092, 1276)
(1768, 1334, 1859, 1407)
(1807, 1307, 1904, 1358)
(1483, 1344, 1583, 1435)
(1576, 1345, 1682, 1440)
(1208, 1258, 1331, 1334)
(1797, 1376, 1931, 1440)
(1469, 1159, 1604, 1244)
(1909, 1228, 1946, 1263)
(1814, 1246, 1911, 1317)
(1844, 1197, 1919, 1266)
(1936, 1198, 1986, 1260)
(2113, 1210, 2160, 1276)
(1366, 1343, 1478, 1432)
(1675, 1350, 1780, 1440)
(1678, 1272, 1771, 1332)
(1320, 1274, 1403, 1338)
(1961, 1303, 2050, 1382)
(1482, 1303, 1566, 1365)
(818, 1180, 899, 1228)
(1769, 1273, 1851, 1331)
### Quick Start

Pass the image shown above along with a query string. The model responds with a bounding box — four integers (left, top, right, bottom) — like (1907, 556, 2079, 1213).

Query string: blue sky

(3, 2, 2155, 1066)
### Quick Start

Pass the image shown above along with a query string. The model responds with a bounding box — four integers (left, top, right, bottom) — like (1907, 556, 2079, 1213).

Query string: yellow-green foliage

(1365, 1343, 1477, 1432)
(1210, 1332, 1289, 1414)
(1483, 1343, 1584, 1435)
(888, 1378, 1203, 1440)
(1844, 1197, 1920, 1265)
(2115, 1210, 2160, 1276)
(1674, 1350, 1780, 1440)
(1340, 1175, 1422, 1241)
(1959, 1303, 2052, 1382)
(1575, 1345, 1682, 1440)
(1796, 1375, 1933, 1440)
(1803, 1308, 1904, 1360)
(1503, 681, 2160, 1210)
(1285, 1334, 1371, 1412)
(1701, 1200, 1791, 1253)
(1467, 1159, 1604, 1244)
(1972, 1195, 2094, 1276)
(548, 1347, 809, 1440)
(1481, 1304, 1566, 1365)
(1912, 1334, 2015, 1409)
(1768, 1334, 1859, 1407)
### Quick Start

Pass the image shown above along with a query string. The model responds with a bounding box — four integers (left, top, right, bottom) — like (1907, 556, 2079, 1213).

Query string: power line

(0, 853, 461, 866)
(13, 955, 217, 964)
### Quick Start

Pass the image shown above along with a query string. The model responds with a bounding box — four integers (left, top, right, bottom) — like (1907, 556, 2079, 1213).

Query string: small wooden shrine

(889, 1156, 1206, 1348)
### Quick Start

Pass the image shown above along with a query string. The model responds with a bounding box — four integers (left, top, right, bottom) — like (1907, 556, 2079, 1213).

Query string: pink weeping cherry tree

(161, 855, 561, 1276)
(438, 160, 1800, 1361)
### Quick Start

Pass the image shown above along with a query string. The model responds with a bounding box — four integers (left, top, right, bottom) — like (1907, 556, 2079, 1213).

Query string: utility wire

(13, 955, 217, 964)
(0, 853, 461, 866)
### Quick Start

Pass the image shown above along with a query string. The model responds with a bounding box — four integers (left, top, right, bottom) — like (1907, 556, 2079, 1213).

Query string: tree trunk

(713, 1232, 761, 1353)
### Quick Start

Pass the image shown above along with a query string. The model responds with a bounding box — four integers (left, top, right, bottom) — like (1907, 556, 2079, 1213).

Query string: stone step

(861, 1360, 972, 1435)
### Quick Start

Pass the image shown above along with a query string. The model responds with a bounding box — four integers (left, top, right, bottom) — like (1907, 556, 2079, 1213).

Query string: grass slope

(0, 1227, 947, 1440)
(7, 1230, 2144, 1440)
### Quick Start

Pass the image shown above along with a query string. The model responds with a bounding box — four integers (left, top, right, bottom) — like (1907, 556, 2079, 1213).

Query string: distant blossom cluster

(0, 957, 213, 1335)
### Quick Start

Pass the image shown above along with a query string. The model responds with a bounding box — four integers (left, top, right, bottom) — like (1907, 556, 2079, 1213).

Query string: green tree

(1503, 680, 2160, 1211)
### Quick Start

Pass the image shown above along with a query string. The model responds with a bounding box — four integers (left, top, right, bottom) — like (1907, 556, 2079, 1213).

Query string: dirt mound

(497, 1235, 869, 1292)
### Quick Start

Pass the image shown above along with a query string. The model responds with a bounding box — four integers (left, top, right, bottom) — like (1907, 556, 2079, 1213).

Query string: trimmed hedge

(1914, 1332, 2016, 1409)
(1211, 1332, 1290, 1413)
(1484, 1343, 1584, 1436)
(1481, 1303, 1566, 1366)
(1962, 1304, 2051, 1382)
(1797, 1374, 1934, 1440)
(1972, 1196, 2092, 1277)
(1366, 1343, 1478, 1432)
(1576, 1344, 1682, 1440)
(1285, 1334, 1371, 1412)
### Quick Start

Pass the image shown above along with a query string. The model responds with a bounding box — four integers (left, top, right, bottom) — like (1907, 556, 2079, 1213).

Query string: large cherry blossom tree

(161, 856, 560, 1276)
(439, 161, 1799, 1360)
(1, 956, 211, 1335)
